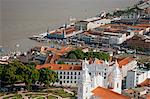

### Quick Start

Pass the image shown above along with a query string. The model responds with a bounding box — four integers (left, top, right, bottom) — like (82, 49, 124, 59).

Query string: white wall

(87, 19, 111, 30)
(54, 70, 81, 87)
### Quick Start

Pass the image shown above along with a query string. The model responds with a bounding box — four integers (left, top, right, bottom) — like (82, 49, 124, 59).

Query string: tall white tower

(112, 62, 122, 94)
(77, 59, 92, 99)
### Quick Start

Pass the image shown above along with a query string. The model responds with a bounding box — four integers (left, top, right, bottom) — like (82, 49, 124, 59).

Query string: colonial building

(36, 63, 82, 87)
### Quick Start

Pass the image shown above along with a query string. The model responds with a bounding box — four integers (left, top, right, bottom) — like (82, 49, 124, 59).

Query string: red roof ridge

(138, 78, 150, 87)
(118, 57, 135, 68)
(36, 63, 82, 70)
(92, 86, 130, 99)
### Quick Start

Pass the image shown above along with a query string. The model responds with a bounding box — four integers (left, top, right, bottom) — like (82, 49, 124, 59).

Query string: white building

(126, 68, 150, 89)
(75, 17, 111, 31)
(117, 57, 137, 78)
(36, 57, 137, 95)
(77, 59, 123, 99)
(36, 63, 82, 87)
(77, 29, 134, 45)
(86, 18, 111, 30)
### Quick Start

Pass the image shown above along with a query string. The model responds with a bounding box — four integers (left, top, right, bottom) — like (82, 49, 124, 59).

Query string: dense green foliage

(57, 61, 65, 64)
(0, 61, 58, 89)
(39, 68, 59, 86)
(66, 49, 110, 61)
(0, 60, 39, 86)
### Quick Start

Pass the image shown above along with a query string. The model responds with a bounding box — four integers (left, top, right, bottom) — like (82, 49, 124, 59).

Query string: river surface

(1, 0, 137, 53)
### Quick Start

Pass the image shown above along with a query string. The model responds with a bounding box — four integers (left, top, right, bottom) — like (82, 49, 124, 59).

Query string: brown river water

(1, 0, 137, 53)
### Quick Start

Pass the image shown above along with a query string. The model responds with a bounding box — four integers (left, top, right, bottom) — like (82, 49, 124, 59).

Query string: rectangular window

(74, 76, 76, 79)
(74, 72, 76, 75)
(117, 83, 119, 88)
(71, 72, 73, 75)
(78, 72, 80, 75)
(67, 76, 69, 79)
(60, 81, 62, 84)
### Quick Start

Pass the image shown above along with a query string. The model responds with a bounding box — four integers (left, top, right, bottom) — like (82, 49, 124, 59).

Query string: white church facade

(77, 58, 132, 99)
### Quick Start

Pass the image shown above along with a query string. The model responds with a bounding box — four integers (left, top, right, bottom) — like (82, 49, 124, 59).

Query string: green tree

(66, 49, 110, 61)
(0, 64, 5, 80)
(39, 68, 58, 87)
(67, 53, 77, 59)
(67, 49, 85, 59)
(0, 60, 39, 89)
(57, 61, 65, 64)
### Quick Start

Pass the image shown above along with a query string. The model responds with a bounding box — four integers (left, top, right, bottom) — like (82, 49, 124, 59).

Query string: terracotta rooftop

(36, 63, 82, 71)
(100, 24, 148, 30)
(92, 86, 130, 99)
(65, 27, 76, 35)
(49, 26, 76, 35)
(41, 46, 72, 56)
(138, 79, 150, 87)
(146, 94, 150, 99)
(95, 59, 104, 64)
(136, 24, 150, 28)
(118, 57, 135, 68)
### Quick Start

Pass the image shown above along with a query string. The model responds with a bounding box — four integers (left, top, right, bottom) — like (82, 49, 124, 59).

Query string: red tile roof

(138, 79, 150, 87)
(137, 24, 150, 28)
(65, 27, 76, 35)
(118, 57, 135, 68)
(49, 26, 76, 35)
(146, 95, 150, 99)
(36, 63, 82, 71)
(94, 59, 103, 64)
(92, 86, 130, 99)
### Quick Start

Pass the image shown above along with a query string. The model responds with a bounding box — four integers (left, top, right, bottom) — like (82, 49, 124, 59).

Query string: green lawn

(47, 90, 73, 98)
(36, 97, 45, 99)
(11, 94, 23, 99)
(26, 94, 46, 98)
(3, 94, 23, 99)
(48, 95, 58, 99)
